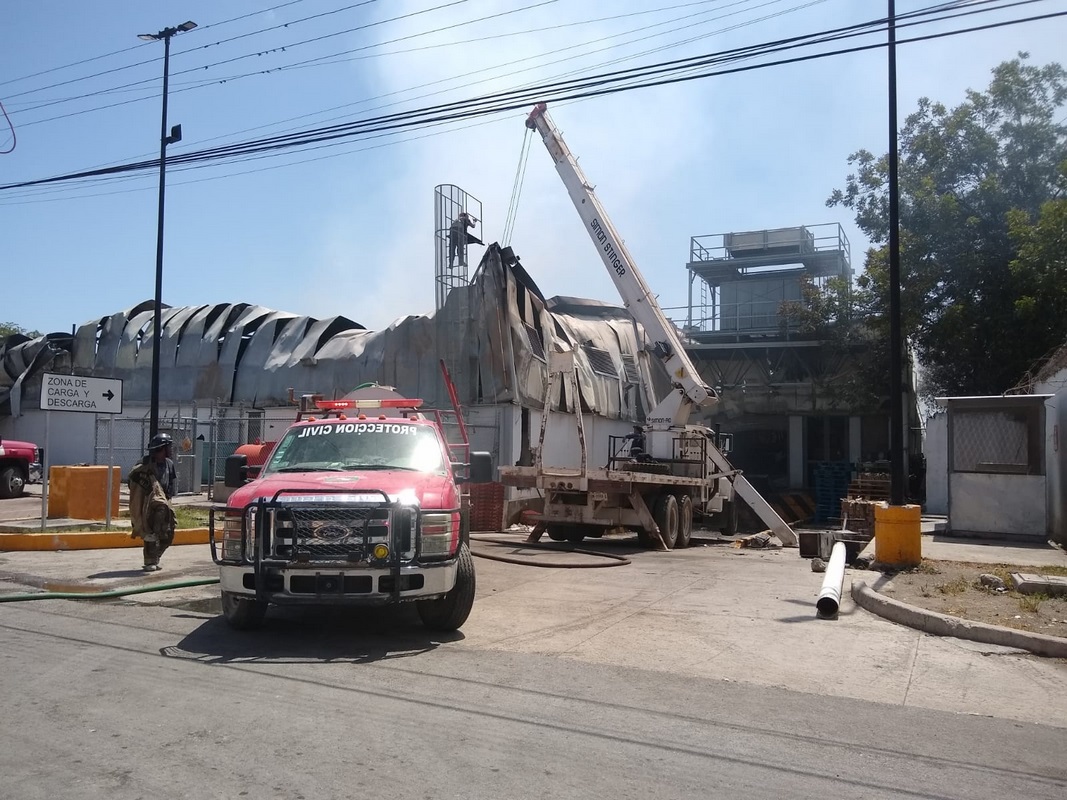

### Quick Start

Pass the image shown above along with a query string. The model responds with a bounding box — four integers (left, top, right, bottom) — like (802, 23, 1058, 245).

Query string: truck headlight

(420, 512, 458, 559)
(221, 509, 253, 561)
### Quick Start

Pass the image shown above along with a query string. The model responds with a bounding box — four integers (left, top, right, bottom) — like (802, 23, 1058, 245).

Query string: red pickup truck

(210, 395, 492, 631)
(0, 437, 43, 499)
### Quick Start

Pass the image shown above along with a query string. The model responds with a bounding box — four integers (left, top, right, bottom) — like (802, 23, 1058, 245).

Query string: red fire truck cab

(210, 395, 492, 631)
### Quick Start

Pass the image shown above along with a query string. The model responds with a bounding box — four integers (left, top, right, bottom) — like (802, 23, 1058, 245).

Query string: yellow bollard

(47, 466, 70, 518)
(874, 502, 922, 567)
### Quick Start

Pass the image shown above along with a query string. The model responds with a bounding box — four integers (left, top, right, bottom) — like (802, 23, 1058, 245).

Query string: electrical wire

(6, 0, 463, 115)
(1, 2, 1061, 196)
(0, 99, 15, 154)
(0, 0, 789, 199)
(159, 3, 1063, 168)
(1, 1, 377, 100)
(0, 0, 312, 89)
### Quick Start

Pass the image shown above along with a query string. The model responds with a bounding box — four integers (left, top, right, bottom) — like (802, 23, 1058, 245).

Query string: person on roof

(448, 211, 483, 268)
(128, 433, 177, 572)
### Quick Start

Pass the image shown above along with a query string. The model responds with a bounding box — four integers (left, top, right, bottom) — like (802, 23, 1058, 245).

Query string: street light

(138, 20, 196, 438)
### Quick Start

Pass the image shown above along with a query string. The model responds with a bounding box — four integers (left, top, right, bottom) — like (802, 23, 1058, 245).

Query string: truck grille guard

(210, 489, 419, 604)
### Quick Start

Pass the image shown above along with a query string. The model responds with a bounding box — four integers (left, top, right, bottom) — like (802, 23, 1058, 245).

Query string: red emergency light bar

(315, 398, 423, 411)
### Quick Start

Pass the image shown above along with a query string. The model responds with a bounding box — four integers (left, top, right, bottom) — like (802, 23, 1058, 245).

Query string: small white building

(924, 343, 1067, 546)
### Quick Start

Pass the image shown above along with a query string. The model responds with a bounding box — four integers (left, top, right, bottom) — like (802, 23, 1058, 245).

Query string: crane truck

(497, 102, 796, 549)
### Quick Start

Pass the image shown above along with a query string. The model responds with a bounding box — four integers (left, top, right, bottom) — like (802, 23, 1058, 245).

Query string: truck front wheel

(0, 466, 25, 499)
(417, 544, 476, 632)
(221, 591, 268, 631)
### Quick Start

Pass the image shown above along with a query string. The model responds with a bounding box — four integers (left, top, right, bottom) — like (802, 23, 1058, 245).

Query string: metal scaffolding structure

(434, 184, 484, 313)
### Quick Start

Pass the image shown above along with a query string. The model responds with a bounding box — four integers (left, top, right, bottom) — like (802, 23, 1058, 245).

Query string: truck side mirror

(467, 451, 494, 484)
(225, 454, 249, 487)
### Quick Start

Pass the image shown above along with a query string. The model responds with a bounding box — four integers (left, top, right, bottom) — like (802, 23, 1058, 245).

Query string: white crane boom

(525, 102, 715, 429)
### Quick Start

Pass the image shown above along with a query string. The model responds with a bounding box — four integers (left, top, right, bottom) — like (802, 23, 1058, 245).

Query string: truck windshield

(262, 420, 447, 475)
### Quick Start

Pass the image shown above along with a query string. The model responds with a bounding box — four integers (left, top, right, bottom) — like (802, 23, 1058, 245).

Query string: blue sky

(2, 0, 1065, 336)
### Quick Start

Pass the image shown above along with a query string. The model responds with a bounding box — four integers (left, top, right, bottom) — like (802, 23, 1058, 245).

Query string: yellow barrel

(874, 503, 922, 567)
(48, 466, 121, 520)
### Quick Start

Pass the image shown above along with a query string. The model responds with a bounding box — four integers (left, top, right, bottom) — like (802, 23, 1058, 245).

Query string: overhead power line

(1, 2, 1062, 195)
(0, 0, 313, 89)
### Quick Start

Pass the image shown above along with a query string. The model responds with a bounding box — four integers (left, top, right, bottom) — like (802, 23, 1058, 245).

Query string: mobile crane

(498, 103, 796, 548)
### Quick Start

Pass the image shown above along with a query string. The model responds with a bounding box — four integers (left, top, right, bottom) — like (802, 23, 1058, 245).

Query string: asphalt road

(1, 595, 1065, 800)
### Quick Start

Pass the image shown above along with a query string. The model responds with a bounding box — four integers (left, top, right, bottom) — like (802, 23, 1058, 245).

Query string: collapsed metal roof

(1, 244, 660, 421)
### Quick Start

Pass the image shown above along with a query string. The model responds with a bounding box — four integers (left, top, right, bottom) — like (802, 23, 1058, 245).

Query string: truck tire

(565, 528, 586, 544)
(653, 494, 679, 550)
(0, 466, 25, 499)
(721, 499, 739, 537)
(546, 526, 569, 542)
(418, 543, 476, 632)
(675, 494, 693, 549)
(220, 591, 268, 631)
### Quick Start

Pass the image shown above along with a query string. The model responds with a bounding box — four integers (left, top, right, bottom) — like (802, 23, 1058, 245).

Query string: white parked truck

(498, 103, 796, 549)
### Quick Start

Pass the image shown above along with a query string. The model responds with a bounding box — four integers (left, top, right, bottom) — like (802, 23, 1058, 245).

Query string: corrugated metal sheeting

(1, 244, 657, 422)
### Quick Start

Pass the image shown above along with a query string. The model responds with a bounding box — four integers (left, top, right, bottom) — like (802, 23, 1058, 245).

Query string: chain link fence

(94, 415, 200, 495)
(206, 410, 266, 500)
(87, 404, 491, 501)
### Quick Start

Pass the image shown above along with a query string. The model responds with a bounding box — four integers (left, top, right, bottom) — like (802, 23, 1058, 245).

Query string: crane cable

(501, 127, 533, 246)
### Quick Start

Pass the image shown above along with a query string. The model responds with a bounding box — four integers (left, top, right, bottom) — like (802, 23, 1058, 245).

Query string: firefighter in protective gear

(448, 211, 483, 268)
(128, 433, 177, 572)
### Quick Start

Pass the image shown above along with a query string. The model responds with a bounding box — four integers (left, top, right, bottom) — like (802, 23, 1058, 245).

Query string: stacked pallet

(839, 497, 879, 538)
(468, 481, 505, 532)
(812, 461, 853, 523)
(847, 473, 890, 501)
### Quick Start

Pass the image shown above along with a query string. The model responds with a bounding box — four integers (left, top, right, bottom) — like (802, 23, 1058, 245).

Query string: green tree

(0, 322, 42, 341)
(779, 274, 889, 412)
(1005, 162, 1067, 387)
(827, 54, 1067, 397)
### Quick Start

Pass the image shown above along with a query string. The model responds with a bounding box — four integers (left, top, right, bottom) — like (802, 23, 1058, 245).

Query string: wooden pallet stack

(839, 497, 879, 538)
(847, 473, 891, 501)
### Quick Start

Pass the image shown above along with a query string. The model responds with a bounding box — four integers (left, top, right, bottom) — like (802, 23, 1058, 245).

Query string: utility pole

(887, 0, 905, 506)
(138, 20, 197, 437)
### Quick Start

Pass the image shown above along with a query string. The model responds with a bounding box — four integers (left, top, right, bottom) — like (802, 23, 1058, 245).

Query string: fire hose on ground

(0, 535, 630, 604)
(0, 578, 220, 603)
(469, 534, 631, 568)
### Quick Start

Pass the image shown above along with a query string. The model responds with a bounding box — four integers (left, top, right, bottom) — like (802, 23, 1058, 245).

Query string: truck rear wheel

(546, 525, 587, 543)
(720, 499, 739, 537)
(418, 543, 476, 632)
(676, 494, 693, 549)
(653, 494, 679, 550)
(221, 591, 268, 631)
(0, 466, 25, 499)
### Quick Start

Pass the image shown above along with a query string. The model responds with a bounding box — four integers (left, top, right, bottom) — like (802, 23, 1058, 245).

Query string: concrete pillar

(788, 415, 804, 489)
(849, 415, 862, 465)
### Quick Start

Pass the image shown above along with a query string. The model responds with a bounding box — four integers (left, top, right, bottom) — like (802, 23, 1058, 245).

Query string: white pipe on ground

(816, 541, 847, 618)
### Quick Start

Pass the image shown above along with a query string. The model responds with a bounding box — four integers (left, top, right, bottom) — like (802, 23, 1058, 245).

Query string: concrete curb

(852, 580, 1067, 659)
(0, 528, 210, 552)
